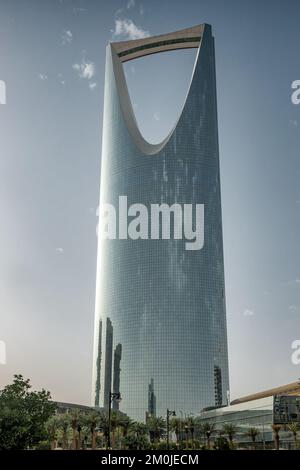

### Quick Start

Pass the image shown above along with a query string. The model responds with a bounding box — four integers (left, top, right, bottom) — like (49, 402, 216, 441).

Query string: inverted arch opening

(110, 24, 206, 154)
(123, 48, 198, 145)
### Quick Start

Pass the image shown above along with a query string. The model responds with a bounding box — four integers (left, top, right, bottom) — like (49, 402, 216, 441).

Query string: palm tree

(77, 422, 82, 450)
(170, 417, 181, 446)
(245, 427, 259, 450)
(222, 424, 238, 449)
(123, 423, 149, 450)
(79, 416, 90, 450)
(187, 417, 195, 448)
(110, 410, 121, 449)
(272, 424, 281, 451)
(98, 412, 109, 449)
(183, 420, 189, 448)
(131, 422, 149, 450)
(118, 415, 133, 448)
(70, 411, 80, 450)
(287, 423, 300, 449)
(147, 416, 166, 444)
(87, 412, 99, 450)
(57, 414, 70, 450)
(46, 416, 58, 450)
(202, 422, 216, 449)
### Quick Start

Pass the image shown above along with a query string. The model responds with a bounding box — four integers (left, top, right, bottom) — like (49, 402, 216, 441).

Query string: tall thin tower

(92, 24, 229, 421)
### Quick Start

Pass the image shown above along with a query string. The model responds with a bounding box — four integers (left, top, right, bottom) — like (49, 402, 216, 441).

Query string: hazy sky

(0, 0, 299, 406)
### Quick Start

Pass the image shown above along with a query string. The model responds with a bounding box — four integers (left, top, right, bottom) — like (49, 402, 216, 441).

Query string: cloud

(289, 119, 298, 128)
(112, 18, 150, 40)
(55, 247, 64, 254)
(243, 309, 254, 317)
(61, 29, 73, 45)
(286, 279, 300, 286)
(89, 82, 97, 90)
(73, 61, 95, 80)
(57, 73, 66, 85)
(139, 4, 144, 15)
(154, 112, 160, 121)
(127, 0, 135, 8)
(73, 7, 87, 14)
(115, 8, 124, 17)
(38, 73, 48, 80)
(289, 305, 298, 312)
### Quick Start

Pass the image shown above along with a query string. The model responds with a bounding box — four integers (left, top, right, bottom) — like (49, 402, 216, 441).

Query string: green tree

(57, 414, 70, 450)
(183, 420, 189, 448)
(186, 416, 196, 448)
(287, 423, 300, 449)
(214, 436, 230, 450)
(222, 423, 238, 449)
(118, 415, 133, 448)
(245, 427, 260, 449)
(201, 422, 216, 449)
(170, 417, 181, 446)
(110, 410, 121, 449)
(46, 416, 58, 450)
(98, 412, 109, 448)
(272, 424, 281, 451)
(147, 416, 166, 443)
(70, 411, 81, 450)
(78, 415, 90, 450)
(87, 412, 99, 450)
(124, 422, 149, 450)
(0, 374, 56, 450)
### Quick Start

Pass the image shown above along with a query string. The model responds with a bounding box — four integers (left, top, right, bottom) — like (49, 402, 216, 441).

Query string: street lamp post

(179, 410, 184, 445)
(108, 391, 121, 449)
(166, 409, 176, 450)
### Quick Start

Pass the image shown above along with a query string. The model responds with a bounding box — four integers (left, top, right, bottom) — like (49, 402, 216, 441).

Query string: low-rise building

(198, 381, 300, 449)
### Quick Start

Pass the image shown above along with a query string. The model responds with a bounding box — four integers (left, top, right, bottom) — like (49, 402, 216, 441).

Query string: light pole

(179, 410, 184, 445)
(184, 423, 189, 449)
(108, 391, 121, 449)
(166, 409, 176, 450)
(187, 413, 194, 449)
(262, 420, 265, 450)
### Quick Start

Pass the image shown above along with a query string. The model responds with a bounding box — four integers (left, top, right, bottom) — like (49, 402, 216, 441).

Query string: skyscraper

(92, 24, 229, 421)
(148, 379, 157, 418)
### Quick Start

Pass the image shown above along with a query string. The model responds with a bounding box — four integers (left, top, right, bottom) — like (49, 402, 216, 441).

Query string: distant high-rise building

(92, 24, 229, 421)
(148, 379, 156, 417)
(103, 317, 113, 410)
(214, 365, 223, 407)
(112, 344, 122, 410)
(94, 319, 102, 407)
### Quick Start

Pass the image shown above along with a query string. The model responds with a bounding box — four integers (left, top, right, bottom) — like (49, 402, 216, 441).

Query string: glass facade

(199, 398, 274, 446)
(92, 24, 229, 421)
(198, 395, 300, 449)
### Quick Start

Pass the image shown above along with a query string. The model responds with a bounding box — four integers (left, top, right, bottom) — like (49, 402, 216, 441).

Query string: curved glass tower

(92, 24, 229, 421)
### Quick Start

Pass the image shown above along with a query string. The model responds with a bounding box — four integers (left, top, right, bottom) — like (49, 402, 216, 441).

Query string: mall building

(198, 380, 300, 449)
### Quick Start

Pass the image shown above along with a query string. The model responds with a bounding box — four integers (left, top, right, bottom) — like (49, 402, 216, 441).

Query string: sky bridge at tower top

(110, 24, 206, 63)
